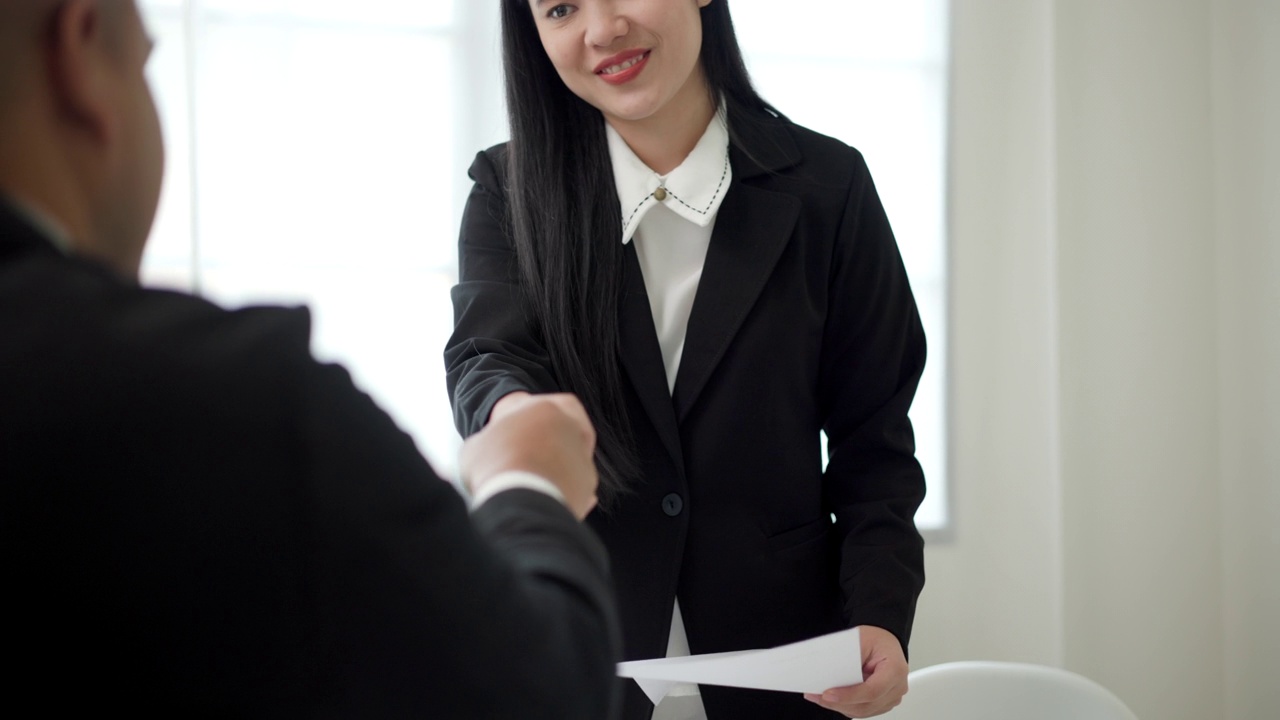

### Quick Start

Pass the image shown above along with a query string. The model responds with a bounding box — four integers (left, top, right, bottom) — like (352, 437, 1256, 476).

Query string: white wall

(912, 1, 1279, 718)
(913, 0, 1065, 668)
(1213, 2, 1280, 717)
(1055, 2, 1223, 717)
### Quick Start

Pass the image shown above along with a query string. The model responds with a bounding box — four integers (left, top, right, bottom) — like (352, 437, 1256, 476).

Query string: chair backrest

(883, 661, 1139, 720)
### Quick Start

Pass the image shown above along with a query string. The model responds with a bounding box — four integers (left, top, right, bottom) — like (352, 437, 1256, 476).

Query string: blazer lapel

(672, 113, 804, 423)
(618, 241, 686, 472)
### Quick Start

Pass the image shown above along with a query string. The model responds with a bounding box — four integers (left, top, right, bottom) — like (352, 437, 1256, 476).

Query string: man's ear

(46, 0, 116, 145)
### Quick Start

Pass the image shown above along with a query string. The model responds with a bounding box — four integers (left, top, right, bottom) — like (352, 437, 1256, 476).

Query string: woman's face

(529, 0, 714, 129)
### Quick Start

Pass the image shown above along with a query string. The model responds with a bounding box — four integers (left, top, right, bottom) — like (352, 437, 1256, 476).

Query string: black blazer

(0, 200, 620, 719)
(447, 112, 926, 720)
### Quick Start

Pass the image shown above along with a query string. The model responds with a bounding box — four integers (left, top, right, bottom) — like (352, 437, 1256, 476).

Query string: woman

(445, 2, 926, 718)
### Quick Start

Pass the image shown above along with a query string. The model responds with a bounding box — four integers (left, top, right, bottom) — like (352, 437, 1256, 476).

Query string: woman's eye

(547, 4, 574, 20)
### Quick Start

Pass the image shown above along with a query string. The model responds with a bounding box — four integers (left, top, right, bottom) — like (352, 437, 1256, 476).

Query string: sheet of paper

(616, 627, 863, 704)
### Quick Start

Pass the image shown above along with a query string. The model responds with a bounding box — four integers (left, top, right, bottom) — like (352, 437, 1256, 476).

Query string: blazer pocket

(762, 517, 831, 554)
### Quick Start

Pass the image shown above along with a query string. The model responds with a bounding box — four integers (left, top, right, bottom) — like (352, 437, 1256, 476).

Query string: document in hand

(616, 627, 864, 704)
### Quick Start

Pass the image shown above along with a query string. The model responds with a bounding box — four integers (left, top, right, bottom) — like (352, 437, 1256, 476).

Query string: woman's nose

(583, 6, 629, 48)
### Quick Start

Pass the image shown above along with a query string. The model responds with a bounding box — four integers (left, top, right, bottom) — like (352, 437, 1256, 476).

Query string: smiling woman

(445, 2, 937, 719)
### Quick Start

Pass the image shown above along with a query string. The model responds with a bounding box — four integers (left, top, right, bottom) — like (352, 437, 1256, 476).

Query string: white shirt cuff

(469, 470, 566, 510)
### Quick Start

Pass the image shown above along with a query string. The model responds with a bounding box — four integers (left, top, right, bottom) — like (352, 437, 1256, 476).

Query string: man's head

(0, 0, 164, 278)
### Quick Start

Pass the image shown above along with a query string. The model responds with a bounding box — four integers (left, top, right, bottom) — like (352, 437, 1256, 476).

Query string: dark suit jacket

(0, 199, 620, 718)
(447, 111, 926, 720)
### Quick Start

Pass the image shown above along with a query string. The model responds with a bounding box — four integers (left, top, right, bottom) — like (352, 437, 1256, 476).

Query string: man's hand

(803, 625, 909, 717)
(462, 393, 599, 519)
(490, 391, 594, 438)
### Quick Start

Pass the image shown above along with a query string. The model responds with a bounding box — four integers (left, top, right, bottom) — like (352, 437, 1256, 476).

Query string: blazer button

(661, 493, 683, 517)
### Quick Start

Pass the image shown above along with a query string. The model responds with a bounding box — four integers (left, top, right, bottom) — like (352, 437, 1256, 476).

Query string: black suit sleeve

(445, 149, 559, 437)
(297, 355, 619, 719)
(818, 152, 927, 653)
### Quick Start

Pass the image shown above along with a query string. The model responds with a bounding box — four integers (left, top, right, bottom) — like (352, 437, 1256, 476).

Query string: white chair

(884, 661, 1139, 719)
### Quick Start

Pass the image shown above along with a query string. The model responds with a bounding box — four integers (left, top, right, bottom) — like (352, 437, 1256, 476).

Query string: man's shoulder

(2, 252, 315, 408)
(125, 285, 313, 378)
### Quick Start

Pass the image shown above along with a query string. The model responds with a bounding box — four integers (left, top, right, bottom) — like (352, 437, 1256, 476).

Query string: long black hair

(499, 0, 777, 501)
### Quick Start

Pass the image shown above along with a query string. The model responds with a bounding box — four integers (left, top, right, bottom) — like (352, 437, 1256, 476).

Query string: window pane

(191, 25, 452, 269)
(200, 0, 452, 30)
(730, 0, 948, 64)
(139, 1, 464, 476)
(194, 22, 456, 468)
(141, 6, 197, 291)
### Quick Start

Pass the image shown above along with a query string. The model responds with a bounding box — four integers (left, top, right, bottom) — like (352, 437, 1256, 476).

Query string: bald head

(0, 0, 162, 279)
(0, 1, 56, 111)
(0, 0, 133, 111)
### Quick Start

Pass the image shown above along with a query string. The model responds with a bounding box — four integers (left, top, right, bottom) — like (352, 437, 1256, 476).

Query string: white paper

(616, 627, 863, 705)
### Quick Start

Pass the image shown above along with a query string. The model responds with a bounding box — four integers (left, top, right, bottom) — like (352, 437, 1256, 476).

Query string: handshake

(461, 391, 600, 519)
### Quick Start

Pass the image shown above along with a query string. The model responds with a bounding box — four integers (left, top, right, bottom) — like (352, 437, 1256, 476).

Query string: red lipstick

(595, 49, 651, 85)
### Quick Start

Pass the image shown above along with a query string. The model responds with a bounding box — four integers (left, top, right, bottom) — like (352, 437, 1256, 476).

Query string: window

(138, 1, 949, 530)
(139, 0, 476, 475)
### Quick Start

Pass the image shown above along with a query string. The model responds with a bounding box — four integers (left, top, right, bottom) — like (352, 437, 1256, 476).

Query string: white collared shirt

(607, 110, 731, 720)
(607, 110, 731, 391)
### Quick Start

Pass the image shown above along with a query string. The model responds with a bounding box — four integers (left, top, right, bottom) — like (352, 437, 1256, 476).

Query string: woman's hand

(803, 625, 908, 718)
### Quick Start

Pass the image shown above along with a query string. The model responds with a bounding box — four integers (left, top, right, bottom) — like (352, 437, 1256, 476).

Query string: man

(0, 1, 619, 716)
